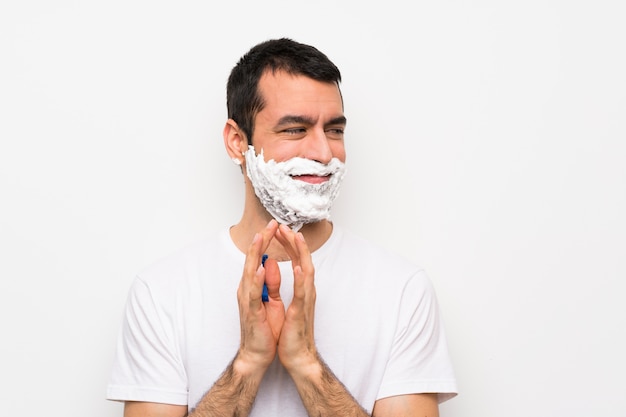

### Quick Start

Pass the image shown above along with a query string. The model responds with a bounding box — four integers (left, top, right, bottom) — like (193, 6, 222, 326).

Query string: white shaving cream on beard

(244, 145, 346, 231)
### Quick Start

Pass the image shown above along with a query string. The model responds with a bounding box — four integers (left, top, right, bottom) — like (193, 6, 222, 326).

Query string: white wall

(1, 1, 624, 415)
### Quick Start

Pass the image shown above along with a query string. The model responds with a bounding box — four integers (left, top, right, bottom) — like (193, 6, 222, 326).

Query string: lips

(291, 174, 331, 184)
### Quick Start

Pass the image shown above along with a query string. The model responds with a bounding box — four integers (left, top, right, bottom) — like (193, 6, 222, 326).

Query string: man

(107, 38, 457, 416)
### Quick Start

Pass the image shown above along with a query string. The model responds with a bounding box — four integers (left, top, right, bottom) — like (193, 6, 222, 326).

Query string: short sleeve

(106, 277, 188, 405)
(376, 271, 458, 403)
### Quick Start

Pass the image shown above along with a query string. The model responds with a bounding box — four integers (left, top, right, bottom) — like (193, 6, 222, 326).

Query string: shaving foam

(244, 145, 346, 230)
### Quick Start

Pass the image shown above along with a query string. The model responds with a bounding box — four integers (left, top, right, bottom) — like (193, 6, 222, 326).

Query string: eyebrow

(275, 115, 347, 128)
(328, 116, 348, 126)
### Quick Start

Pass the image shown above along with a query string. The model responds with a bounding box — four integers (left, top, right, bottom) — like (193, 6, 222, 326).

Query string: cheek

(331, 142, 346, 162)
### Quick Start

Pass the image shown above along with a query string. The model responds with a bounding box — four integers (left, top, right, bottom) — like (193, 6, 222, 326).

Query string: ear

(223, 119, 248, 164)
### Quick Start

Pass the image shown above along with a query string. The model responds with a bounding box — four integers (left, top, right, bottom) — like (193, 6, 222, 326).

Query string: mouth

(291, 174, 331, 184)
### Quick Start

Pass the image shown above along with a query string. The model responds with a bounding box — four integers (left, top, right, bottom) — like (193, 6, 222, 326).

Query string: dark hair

(226, 38, 342, 144)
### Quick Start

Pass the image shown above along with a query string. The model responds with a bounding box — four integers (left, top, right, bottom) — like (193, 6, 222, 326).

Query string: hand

(274, 224, 319, 374)
(236, 220, 285, 370)
(236, 221, 319, 376)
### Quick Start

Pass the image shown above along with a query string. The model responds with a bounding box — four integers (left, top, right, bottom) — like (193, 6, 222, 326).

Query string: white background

(1, 1, 624, 416)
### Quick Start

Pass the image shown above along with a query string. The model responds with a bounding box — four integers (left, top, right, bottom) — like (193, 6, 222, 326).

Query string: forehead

(256, 70, 344, 121)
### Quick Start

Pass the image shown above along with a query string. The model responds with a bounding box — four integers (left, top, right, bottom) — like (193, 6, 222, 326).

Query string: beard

(244, 145, 346, 231)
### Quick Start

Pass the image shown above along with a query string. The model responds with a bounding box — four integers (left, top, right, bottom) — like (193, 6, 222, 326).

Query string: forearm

(290, 354, 369, 417)
(189, 355, 265, 417)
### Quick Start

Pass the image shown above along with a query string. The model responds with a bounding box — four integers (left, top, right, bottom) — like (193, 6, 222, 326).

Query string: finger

(274, 224, 300, 265)
(241, 220, 279, 307)
(263, 257, 282, 301)
(257, 219, 280, 258)
(291, 264, 316, 311)
(243, 220, 279, 279)
(248, 264, 266, 308)
(291, 233, 315, 303)
(292, 233, 315, 303)
(242, 232, 263, 280)
(293, 232, 314, 277)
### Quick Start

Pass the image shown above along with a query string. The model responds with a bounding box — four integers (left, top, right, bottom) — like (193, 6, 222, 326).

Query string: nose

(303, 128, 333, 164)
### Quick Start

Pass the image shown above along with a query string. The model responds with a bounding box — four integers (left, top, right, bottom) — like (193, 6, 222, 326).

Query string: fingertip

(274, 224, 288, 244)
(295, 232, 308, 251)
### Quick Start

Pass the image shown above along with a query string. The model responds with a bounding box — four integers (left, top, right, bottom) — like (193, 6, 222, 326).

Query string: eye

(325, 127, 345, 140)
(284, 127, 307, 135)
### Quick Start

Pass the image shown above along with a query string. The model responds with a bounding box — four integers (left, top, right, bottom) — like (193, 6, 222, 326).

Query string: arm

(274, 225, 440, 417)
(191, 221, 283, 417)
(287, 354, 369, 416)
(273, 226, 368, 416)
(119, 394, 439, 417)
(122, 355, 267, 417)
(287, 357, 439, 417)
(124, 401, 187, 417)
(188, 356, 266, 417)
(372, 394, 439, 417)
(122, 221, 283, 417)
(122, 386, 440, 417)
(124, 222, 442, 417)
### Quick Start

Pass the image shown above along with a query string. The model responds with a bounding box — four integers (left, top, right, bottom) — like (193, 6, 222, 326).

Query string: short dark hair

(226, 38, 342, 144)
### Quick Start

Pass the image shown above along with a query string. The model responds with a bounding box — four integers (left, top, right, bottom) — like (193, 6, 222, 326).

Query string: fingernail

(252, 233, 260, 243)
(297, 232, 305, 242)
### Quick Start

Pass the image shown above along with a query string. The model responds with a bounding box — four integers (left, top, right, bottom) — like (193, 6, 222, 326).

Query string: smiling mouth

(291, 174, 331, 184)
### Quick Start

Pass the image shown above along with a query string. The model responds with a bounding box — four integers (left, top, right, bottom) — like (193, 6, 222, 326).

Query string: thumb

(263, 258, 282, 300)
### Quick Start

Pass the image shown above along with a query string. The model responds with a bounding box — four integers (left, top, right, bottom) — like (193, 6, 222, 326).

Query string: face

(242, 71, 347, 228)
(250, 70, 346, 165)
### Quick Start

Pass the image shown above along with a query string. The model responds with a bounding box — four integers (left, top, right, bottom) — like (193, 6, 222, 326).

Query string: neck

(230, 213, 333, 262)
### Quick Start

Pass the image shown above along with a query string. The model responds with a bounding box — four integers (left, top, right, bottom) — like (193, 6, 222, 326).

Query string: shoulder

(332, 227, 425, 272)
(133, 229, 235, 290)
(323, 227, 431, 289)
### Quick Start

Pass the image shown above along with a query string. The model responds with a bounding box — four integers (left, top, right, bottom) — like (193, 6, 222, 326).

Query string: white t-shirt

(107, 226, 457, 415)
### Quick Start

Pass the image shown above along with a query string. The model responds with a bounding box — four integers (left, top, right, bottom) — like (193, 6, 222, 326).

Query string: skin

(124, 71, 440, 417)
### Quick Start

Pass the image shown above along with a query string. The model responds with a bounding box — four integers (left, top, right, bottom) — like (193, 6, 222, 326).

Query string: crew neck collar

(222, 223, 341, 265)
